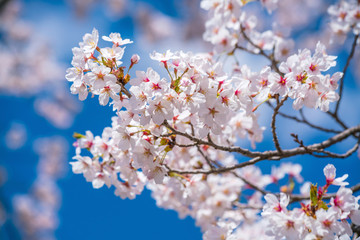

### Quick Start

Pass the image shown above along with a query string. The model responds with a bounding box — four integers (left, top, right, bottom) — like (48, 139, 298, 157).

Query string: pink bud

(131, 54, 140, 64)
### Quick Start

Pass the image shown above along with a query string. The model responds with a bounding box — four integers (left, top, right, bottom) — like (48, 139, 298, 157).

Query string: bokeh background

(0, 0, 359, 239)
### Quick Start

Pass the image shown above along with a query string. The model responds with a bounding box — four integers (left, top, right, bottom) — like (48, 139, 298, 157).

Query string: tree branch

(233, 172, 269, 196)
(267, 102, 341, 133)
(335, 34, 359, 115)
(271, 95, 288, 153)
(197, 146, 215, 170)
(239, 26, 280, 73)
(165, 124, 360, 175)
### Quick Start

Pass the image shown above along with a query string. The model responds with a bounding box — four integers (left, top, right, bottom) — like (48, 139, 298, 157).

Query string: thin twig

(239, 26, 281, 74)
(174, 142, 198, 148)
(163, 120, 360, 159)
(267, 102, 340, 133)
(120, 84, 132, 98)
(233, 172, 269, 196)
(165, 124, 360, 175)
(299, 109, 341, 134)
(327, 111, 359, 139)
(162, 120, 258, 157)
(197, 146, 215, 170)
(312, 141, 359, 159)
(335, 34, 359, 115)
(167, 156, 265, 175)
(271, 95, 288, 153)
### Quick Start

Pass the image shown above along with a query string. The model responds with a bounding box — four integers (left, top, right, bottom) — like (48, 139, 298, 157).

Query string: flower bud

(131, 54, 140, 64)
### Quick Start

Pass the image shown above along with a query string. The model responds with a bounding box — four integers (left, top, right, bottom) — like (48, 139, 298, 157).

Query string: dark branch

(271, 95, 288, 153)
(335, 34, 359, 115)
(267, 102, 341, 134)
(165, 124, 360, 175)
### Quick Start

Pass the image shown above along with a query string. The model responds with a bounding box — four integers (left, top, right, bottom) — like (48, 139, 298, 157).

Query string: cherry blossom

(64, 0, 360, 239)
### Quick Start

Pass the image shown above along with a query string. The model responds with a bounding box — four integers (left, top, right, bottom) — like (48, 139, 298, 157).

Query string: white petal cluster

(276, 42, 341, 112)
(65, 28, 131, 105)
(65, 25, 359, 239)
(261, 164, 360, 240)
(64, 0, 360, 236)
(200, 1, 342, 112)
(328, 0, 360, 43)
(201, 0, 293, 61)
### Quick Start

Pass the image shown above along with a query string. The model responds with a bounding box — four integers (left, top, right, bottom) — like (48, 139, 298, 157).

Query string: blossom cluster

(328, 0, 360, 42)
(201, 0, 293, 60)
(66, 29, 133, 106)
(261, 164, 360, 240)
(202, 1, 344, 112)
(71, 119, 310, 237)
(67, 30, 266, 199)
(270, 42, 342, 111)
(66, 24, 350, 240)
(65, 0, 360, 239)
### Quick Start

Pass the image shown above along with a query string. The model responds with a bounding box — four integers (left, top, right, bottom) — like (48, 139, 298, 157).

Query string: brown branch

(326, 111, 359, 141)
(291, 133, 359, 159)
(271, 95, 288, 153)
(197, 146, 215, 170)
(167, 156, 265, 175)
(312, 141, 359, 159)
(165, 124, 360, 175)
(164, 120, 360, 159)
(267, 102, 341, 133)
(235, 45, 259, 56)
(233, 172, 269, 196)
(335, 34, 359, 115)
(162, 120, 259, 157)
(239, 26, 281, 74)
(174, 142, 197, 148)
(299, 109, 341, 134)
(120, 84, 132, 98)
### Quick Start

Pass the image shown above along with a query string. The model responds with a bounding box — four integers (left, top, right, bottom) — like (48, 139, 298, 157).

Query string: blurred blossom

(5, 122, 27, 150)
(67, 0, 96, 17)
(136, 4, 177, 43)
(0, 43, 63, 97)
(106, 0, 126, 17)
(275, 0, 326, 29)
(0, 1, 32, 41)
(68, 0, 126, 18)
(34, 136, 68, 177)
(13, 136, 68, 239)
(34, 95, 80, 129)
(178, 0, 205, 41)
(13, 195, 58, 239)
(32, 176, 61, 209)
(0, 1, 63, 97)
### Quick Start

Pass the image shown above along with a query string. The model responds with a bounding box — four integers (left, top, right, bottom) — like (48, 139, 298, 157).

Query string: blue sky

(1, 0, 360, 239)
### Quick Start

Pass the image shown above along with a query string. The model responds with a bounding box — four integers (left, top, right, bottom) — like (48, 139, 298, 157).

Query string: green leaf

(73, 132, 85, 139)
(318, 201, 329, 210)
(159, 138, 169, 146)
(310, 184, 318, 206)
